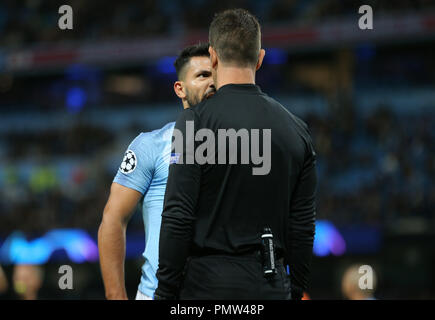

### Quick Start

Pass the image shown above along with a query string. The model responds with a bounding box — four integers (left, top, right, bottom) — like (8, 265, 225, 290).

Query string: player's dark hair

(209, 8, 261, 68)
(174, 43, 210, 80)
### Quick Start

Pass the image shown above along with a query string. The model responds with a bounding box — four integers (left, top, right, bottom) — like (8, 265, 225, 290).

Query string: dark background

(0, 0, 434, 299)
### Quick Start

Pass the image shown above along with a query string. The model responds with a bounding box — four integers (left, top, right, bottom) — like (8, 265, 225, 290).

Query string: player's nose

(208, 83, 216, 92)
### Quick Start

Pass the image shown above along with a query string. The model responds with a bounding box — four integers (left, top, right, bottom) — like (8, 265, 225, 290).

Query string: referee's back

(158, 83, 317, 300)
(155, 8, 316, 300)
(190, 83, 316, 257)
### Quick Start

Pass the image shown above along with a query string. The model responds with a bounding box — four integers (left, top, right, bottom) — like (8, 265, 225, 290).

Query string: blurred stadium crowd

(0, 100, 434, 235)
(1, 0, 435, 48)
(0, 0, 434, 299)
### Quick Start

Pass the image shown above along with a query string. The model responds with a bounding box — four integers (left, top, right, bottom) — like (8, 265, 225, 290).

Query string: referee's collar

(217, 83, 262, 94)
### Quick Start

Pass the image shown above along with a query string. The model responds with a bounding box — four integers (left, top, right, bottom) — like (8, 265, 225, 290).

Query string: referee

(155, 8, 317, 300)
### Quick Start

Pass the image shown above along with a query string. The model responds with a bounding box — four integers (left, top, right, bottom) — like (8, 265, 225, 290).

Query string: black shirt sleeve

(286, 137, 317, 300)
(155, 108, 201, 298)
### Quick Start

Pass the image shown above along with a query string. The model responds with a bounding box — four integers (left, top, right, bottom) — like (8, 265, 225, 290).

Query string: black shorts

(179, 253, 292, 300)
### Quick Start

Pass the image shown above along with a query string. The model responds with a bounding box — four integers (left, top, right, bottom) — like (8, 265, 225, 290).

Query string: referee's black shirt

(156, 83, 317, 298)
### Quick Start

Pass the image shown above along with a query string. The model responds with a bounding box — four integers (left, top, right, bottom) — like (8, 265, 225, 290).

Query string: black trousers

(179, 253, 292, 300)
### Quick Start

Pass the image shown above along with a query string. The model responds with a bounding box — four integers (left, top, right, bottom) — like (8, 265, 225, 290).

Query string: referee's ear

(209, 46, 218, 70)
(174, 81, 186, 99)
(256, 49, 266, 71)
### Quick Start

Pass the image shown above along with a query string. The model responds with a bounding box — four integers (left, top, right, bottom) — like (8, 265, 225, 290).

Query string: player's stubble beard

(185, 86, 216, 108)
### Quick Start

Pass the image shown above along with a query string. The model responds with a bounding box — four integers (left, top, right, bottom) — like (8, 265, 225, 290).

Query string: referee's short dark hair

(174, 43, 210, 80)
(209, 8, 261, 68)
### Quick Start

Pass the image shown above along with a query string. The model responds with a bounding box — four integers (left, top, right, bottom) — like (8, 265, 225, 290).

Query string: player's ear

(256, 49, 265, 71)
(209, 46, 218, 69)
(174, 81, 186, 99)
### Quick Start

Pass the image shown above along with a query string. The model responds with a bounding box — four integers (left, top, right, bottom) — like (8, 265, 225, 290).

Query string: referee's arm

(155, 109, 201, 299)
(287, 141, 317, 300)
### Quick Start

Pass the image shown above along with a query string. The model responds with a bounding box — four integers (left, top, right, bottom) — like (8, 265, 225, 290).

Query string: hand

(290, 284, 303, 300)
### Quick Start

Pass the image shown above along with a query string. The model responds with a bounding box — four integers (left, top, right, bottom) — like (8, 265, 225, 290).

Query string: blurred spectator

(0, 265, 8, 295)
(341, 264, 377, 300)
(2, 0, 435, 48)
(12, 264, 44, 300)
(0, 100, 433, 233)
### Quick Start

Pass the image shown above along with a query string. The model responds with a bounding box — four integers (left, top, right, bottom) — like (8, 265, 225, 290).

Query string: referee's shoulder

(285, 110, 316, 156)
(269, 96, 311, 135)
(289, 111, 310, 135)
(267, 96, 314, 150)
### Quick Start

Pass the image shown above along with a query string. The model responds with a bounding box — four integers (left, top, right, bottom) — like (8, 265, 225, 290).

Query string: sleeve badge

(119, 150, 137, 174)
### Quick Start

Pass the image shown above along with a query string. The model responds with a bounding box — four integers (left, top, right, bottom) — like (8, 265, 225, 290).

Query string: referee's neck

(215, 66, 256, 90)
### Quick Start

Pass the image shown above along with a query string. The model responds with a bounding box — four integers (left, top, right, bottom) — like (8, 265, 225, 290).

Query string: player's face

(183, 56, 216, 107)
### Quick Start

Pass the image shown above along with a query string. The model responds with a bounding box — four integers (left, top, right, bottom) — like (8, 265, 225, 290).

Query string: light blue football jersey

(113, 122, 175, 298)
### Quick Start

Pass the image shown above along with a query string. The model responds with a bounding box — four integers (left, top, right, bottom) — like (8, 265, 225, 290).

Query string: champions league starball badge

(119, 150, 137, 174)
